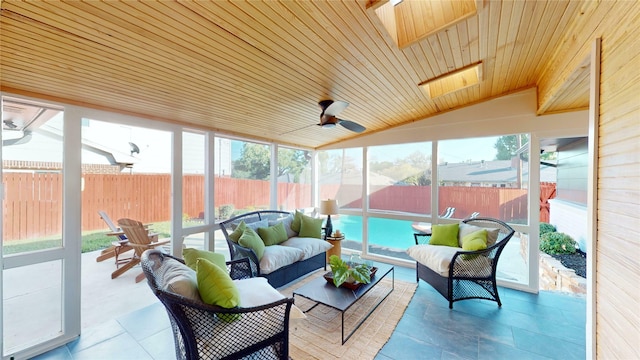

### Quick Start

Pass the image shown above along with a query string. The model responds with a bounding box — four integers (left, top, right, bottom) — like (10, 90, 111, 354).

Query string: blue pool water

(331, 215, 418, 249)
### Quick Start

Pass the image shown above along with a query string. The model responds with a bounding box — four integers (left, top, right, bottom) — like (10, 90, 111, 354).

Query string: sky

(357, 136, 501, 165)
(438, 137, 499, 163)
(4, 114, 501, 174)
(229, 136, 501, 164)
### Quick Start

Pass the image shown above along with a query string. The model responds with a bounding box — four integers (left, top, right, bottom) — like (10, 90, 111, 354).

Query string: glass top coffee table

(292, 264, 394, 344)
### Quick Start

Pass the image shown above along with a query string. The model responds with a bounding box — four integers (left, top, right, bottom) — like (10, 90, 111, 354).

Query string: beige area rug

(279, 269, 417, 360)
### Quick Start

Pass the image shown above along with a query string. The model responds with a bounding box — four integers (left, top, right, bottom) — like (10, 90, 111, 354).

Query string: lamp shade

(320, 199, 339, 215)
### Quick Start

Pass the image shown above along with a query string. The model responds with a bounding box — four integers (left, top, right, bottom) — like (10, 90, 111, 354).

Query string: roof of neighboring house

(439, 160, 556, 183)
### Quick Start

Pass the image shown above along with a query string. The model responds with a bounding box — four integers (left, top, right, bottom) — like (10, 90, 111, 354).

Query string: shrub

(540, 232, 577, 255)
(218, 204, 235, 219)
(540, 222, 556, 235)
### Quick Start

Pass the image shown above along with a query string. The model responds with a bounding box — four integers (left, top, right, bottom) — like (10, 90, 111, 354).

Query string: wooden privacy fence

(539, 182, 557, 223)
(3, 173, 312, 241)
(3, 172, 554, 241)
(3, 172, 62, 242)
(325, 185, 530, 221)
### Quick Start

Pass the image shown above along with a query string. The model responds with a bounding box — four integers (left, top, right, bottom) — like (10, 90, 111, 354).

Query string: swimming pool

(331, 215, 418, 249)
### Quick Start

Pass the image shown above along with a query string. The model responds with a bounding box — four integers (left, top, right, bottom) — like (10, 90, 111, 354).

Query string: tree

(232, 143, 271, 180)
(277, 148, 310, 182)
(403, 172, 431, 186)
(232, 143, 309, 181)
(369, 150, 432, 185)
(494, 134, 529, 160)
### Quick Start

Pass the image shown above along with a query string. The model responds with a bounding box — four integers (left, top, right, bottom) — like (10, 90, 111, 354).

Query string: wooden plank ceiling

(0, 0, 589, 149)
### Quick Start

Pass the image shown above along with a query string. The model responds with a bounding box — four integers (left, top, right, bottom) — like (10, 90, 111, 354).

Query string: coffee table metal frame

(292, 264, 394, 345)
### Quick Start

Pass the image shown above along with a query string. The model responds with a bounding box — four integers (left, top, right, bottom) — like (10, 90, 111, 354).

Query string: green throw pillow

(429, 223, 460, 247)
(258, 222, 288, 246)
(461, 229, 488, 260)
(298, 215, 323, 238)
(182, 248, 227, 272)
(291, 210, 304, 233)
(228, 220, 247, 243)
(196, 258, 240, 308)
(238, 227, 265, 260)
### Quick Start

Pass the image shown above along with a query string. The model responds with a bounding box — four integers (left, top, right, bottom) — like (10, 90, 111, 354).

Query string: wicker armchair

(140, 249, 293, 360)
(411, 217, 515, 309)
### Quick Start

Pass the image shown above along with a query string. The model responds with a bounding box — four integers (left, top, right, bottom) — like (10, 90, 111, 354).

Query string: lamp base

(325, 215, 333, 240)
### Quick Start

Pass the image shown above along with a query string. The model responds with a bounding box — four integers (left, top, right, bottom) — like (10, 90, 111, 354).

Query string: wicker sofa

(407, 217, 515, 309)
(140, 249, 293, 360)
(219, 210, 330, 288)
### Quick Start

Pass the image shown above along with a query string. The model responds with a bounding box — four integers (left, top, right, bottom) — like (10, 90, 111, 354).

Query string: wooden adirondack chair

(95, 210, 134, 264)
(112, 218, 170, 282)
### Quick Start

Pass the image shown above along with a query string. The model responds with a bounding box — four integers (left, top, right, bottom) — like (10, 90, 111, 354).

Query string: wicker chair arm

(226, 257, 253, 280)
(449, 250, 495, 279)
(230, 242, 261, 276)
(449, 236, 510, 279)
(413, 232, 431, 245)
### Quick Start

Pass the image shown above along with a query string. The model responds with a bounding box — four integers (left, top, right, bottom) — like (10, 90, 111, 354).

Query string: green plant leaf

(329, 255, 349, 287)
(350, 264, 371, 284)
(329, 255, 346, 271)
(328, 255, 371, 287)
(332, 269, 349, 287)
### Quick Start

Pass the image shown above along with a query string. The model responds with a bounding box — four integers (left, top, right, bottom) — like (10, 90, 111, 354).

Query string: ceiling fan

(318, 100, 366, 133)
(3, 119, 18, 129)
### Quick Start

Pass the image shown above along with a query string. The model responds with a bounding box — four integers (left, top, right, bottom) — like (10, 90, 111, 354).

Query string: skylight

(371, 0, 477, 48)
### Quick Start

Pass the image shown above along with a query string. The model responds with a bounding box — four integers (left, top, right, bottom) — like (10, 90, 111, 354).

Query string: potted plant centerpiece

(327, 255, 372, 288)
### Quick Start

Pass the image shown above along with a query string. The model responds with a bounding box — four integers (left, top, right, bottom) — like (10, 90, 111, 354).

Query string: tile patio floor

(31, 253, 586, 360)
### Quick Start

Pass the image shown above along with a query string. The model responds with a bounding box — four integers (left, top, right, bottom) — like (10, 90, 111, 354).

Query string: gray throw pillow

(458, 223, 500, 247)
(269, 215, 297, 238)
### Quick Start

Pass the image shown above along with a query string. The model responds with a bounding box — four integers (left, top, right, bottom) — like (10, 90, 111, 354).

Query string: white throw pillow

(235, 277, 306, 319)
(157, 258, 202, 302)
(259, 245, 305, 274)
(280, 236, 333, 260)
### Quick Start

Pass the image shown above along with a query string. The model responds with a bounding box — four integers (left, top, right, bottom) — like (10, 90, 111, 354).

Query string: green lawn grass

(3, 222, 173, 255)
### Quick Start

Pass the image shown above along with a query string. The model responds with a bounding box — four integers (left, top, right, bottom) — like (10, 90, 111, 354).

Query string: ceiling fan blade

(322, 100, 349, 117)
(338, 119, 366, 133)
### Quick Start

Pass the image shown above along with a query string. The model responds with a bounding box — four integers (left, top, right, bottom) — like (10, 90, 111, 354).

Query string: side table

(325, 235, 344, 263)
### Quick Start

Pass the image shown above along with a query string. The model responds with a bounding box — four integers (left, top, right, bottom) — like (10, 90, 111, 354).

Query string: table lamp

(320, 199, 339, 239)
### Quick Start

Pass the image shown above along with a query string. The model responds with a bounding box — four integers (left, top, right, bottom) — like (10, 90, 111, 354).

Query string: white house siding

(548, 199, 587, 252)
